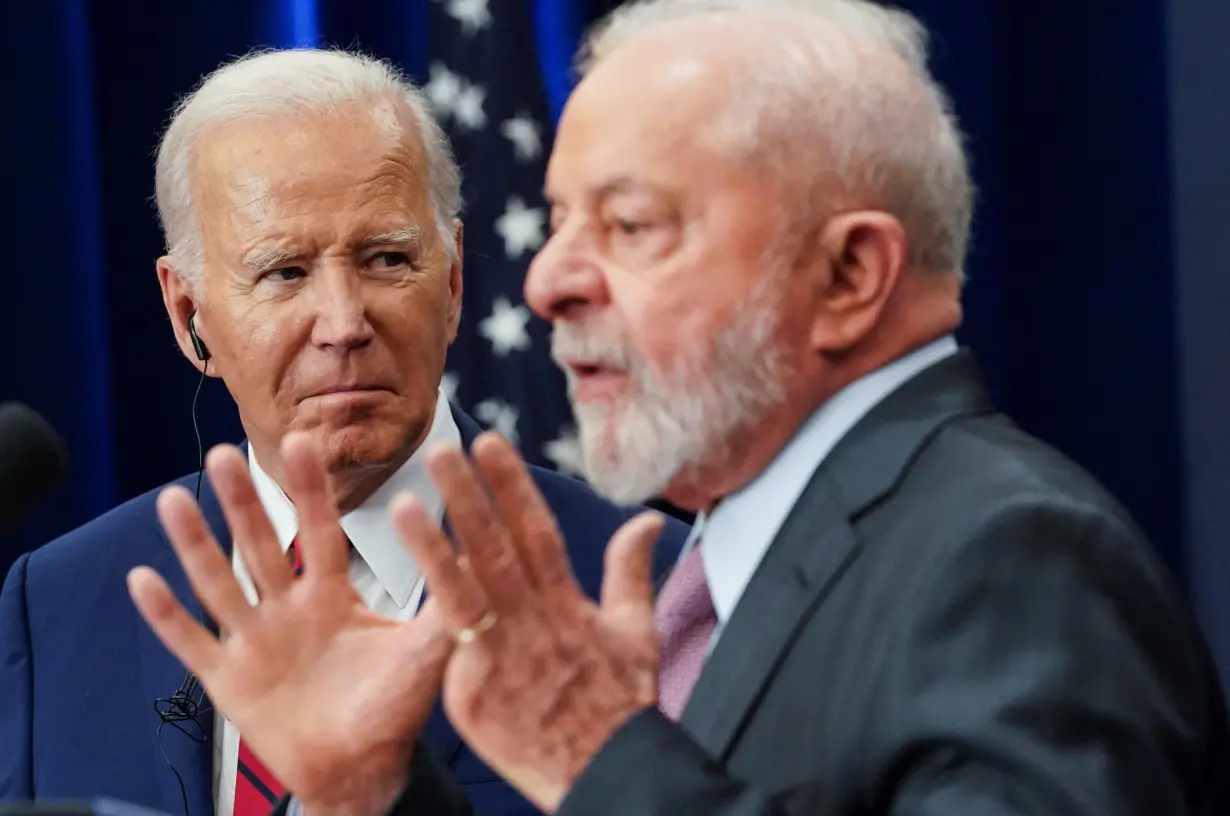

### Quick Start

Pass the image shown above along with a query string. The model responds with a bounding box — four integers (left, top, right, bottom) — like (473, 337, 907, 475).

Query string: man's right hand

(127, 434, 452, 816)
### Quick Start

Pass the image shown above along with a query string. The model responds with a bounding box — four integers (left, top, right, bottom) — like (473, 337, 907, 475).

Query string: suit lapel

(422, 410, 582, 772)
(422, 406, 476, 768)
(419, 507, 466, 767)
(135, 475, 230, 816)
(680, 351, 995, 758)
(680, 474, 859, 755)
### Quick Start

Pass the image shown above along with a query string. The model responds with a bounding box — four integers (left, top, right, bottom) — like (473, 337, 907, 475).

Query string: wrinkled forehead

(550, 81, 719, 198)
(549, 27, 776, 198)
(189, 100, 430, 225)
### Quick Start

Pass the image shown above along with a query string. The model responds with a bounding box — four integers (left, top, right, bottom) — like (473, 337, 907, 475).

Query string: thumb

(403, 596, 455, 674)
(363, 599, 456, 737)
(600, 512, 664, 613)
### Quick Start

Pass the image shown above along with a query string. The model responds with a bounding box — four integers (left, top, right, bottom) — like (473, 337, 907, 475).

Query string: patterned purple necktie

(654, 544, 717, 721)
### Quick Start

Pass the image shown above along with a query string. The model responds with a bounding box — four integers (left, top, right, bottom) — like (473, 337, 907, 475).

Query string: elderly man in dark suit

(0, 47, 689, 816)
(126, 1, 1229, 815)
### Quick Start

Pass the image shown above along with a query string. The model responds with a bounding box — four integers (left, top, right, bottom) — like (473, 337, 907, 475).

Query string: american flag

(420, 0, 695, 525)
(423, 0, 585, 477)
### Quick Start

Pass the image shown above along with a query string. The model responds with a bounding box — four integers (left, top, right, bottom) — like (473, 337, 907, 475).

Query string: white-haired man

(123, 2, 1229, 816)
(0, 48, 689, 816)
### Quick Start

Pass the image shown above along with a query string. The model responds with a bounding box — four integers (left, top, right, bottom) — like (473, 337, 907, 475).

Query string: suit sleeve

(272, 740, 477, 816)
(383, 739, 477, 816)
(559, 501, 1225, 816)
(0, 554, 35, 801)
(558, 708, 787, 815)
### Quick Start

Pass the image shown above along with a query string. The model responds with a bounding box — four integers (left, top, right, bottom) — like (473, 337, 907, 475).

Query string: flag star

(474, 398, 520, 444)
(424, 62, 462, 117)
(478, 297, 532, 356)
(453, 82, 488, 131)
(544, 428, 586, 478)
(501, 114, 543, 162)
(440, 371, 460, 401)
(494, 196, 546, 258)
(442, 0, 492, 36)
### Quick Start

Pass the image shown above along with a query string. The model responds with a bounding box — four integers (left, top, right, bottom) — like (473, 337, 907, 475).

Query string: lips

(563, 360, 624, 378)
(299, 384, 393, 402)
(562, 361, 629, 403)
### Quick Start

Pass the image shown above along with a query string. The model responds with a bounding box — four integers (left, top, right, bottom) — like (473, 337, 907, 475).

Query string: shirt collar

(247, 388, 461, 607)
(698, 335, 959, 623)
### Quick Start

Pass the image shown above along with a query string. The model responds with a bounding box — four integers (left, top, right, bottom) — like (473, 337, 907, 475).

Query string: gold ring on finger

(455, 610, 498, 646)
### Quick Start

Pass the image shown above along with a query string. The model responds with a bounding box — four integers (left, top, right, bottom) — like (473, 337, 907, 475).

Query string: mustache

(550, 323, 638, 371)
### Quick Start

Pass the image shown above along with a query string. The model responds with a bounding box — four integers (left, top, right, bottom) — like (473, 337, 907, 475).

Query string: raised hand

(391, 431, 665, 813)
(127, 434, 453, 816)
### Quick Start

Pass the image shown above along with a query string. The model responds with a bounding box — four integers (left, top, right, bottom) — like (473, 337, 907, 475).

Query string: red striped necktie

(232, 540, 302, 816)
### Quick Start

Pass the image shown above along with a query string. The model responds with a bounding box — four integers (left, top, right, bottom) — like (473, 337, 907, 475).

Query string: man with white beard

(128, 1, 1230, 814)
(549, 270, 789, 507)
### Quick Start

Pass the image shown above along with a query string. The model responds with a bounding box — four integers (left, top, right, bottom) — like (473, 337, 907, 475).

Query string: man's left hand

(390, 431, 665, 813)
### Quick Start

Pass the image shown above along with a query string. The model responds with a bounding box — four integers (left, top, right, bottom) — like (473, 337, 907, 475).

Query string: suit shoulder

(24, 472, 200, 579)
(872, 413, 1200, 639)
(871, 413, 1179, 606)
(527, 466, 690, 572)
(912, 414, 1140, 532)
(528, 465, 685, 533)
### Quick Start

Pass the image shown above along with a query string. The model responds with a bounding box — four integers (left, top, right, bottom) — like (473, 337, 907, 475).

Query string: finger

(390, 492, 493, 637)
(600, 512, 664, 614)
(206, 445, 293, 598)
(471, 432, 581, 599)
(128, 566, 225, 679)
(156, 486, 255, 631)
(425, 444, 532, 613)
(281, 433, 350, 579)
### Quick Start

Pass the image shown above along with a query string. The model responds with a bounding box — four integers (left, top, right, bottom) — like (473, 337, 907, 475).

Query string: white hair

(578, 0, 973, 278)
(154, 48, 461, 291)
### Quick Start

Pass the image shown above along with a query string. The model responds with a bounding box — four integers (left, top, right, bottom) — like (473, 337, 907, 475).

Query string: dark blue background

(0, 0, 1225, 683)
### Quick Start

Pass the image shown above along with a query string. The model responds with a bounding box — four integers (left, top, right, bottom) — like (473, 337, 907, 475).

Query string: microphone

(0, 403, 70, 533)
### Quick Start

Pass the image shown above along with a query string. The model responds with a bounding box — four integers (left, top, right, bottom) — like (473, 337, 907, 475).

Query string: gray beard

(566, 278, 794, 506)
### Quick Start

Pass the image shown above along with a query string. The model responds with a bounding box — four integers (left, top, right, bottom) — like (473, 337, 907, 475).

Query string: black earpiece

(157, 311, 213, 816)
(187, 313, 211, 362)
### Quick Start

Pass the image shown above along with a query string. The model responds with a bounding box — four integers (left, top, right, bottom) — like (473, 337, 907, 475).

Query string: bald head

(575, 0, 973, 277)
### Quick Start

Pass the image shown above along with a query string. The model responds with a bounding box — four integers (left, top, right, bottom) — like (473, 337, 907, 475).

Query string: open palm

(128, 436, 452, 815)
(388, 432, 664, 812)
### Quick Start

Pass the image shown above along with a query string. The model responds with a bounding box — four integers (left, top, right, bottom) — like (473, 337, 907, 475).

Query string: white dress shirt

(213, 388, 461, 816)
(688, 335, 959, 645)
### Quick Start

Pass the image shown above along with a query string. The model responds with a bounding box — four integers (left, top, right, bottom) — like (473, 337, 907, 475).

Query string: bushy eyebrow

(544, 176, 659, 206)
(242, 247, 299, 274)
(361, 227, 422, 247)
(240, 227, 424, 273)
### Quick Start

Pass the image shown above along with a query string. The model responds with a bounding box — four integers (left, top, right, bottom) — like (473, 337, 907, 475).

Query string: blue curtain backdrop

(0, 0, 1225, 684)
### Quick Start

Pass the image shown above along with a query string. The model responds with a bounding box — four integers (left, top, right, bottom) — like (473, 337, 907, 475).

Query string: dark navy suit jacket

(0, 406, 689, 816)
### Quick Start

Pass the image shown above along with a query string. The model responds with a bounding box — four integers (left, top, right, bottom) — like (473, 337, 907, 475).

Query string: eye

(265, 266, 306, 282)
(615, 219, 647, 236)
(369, 251, 413, 269)
(603, 212, 677, 258)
